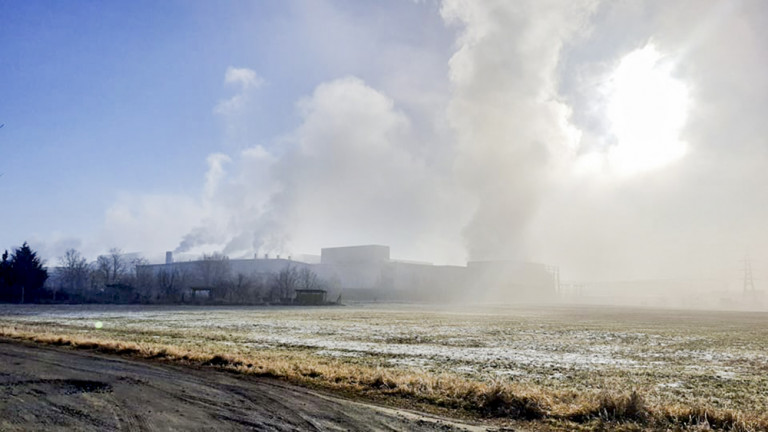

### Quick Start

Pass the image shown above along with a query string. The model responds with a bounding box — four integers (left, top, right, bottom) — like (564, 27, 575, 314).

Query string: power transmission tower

(742, 255, 755, 295)
(546, 265, 561, 296)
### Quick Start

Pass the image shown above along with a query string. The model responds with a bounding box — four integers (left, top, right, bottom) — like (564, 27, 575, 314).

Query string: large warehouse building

(316, 245, 557, 302)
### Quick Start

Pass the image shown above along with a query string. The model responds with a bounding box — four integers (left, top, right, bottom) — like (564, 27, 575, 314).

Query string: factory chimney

(165, 251, 174, 264)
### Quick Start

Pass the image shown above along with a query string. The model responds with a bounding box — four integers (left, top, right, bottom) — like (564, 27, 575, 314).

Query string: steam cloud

(93, 0, 768, 286)
(174, 1, 598, 264)
(442, 0, 595, 261)
(175, 77, 451, 261)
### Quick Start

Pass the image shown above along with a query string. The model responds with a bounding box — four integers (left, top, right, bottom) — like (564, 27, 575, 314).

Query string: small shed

(189, 286, 212, 300)
(294, 289, 327, 305)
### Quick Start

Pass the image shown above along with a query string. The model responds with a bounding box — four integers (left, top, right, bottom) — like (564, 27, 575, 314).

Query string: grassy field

(1, 303, 766, 430)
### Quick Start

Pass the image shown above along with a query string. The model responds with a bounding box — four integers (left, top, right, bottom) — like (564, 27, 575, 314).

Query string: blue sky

(2, 1, 767, 284)
(3, 1, 244, 240)
(0, 0, 451, 258)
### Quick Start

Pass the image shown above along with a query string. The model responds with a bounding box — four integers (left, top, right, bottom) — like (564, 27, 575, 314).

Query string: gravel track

(0, 340, 488, 431)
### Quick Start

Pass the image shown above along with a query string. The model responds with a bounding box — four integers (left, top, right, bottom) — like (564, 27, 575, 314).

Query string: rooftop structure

(320, 245, 390, 265)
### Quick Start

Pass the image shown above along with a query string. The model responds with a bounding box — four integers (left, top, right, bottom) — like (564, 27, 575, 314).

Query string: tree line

(131, 252, 329, 304)
(0, 242, 330, 304)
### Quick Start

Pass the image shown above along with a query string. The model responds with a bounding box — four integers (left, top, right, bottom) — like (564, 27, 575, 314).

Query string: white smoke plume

(175, 76, 458, 261)
(441, 0, 597, 261)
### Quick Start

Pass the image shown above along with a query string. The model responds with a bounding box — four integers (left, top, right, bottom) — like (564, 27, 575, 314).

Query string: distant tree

(129, 256, 149, 274)
(297, 267, 321, 291)
(155, 267, 189, 303)
(110, 248, 127, 280)
(229, 273, 254, 303)
(9, 242, 48, 303)
(128, 257, 153, 302)
(95, 256, 111, 286)
(270, 266, 299, 303)
(95, 248, 127, 286)
(56, 248, 90, 300)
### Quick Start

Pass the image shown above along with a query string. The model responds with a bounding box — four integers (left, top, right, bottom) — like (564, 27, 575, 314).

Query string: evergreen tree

(10, 242, 48, 303)
(0, 250, 11, 302)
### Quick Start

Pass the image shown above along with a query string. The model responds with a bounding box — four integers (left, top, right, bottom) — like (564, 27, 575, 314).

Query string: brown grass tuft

(660, 404, 764, 431)
(471, 383, 547, 419)
(596, 390, 647, 422)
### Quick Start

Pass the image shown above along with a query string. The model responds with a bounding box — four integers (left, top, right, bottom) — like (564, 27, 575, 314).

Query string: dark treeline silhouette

(0, 243, 50, 303)
(0, 243, 330, 305)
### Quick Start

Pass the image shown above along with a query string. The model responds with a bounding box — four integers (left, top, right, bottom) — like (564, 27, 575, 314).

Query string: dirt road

(0, 340, 486, 431)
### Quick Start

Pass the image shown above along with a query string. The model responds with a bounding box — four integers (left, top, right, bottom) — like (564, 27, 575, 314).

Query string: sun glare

(605, 44, 689, 175)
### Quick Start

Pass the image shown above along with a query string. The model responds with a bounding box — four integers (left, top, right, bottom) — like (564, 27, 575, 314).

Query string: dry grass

(2, 324, 767, 431)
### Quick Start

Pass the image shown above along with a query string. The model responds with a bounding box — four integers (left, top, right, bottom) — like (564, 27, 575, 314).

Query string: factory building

(144, 252, 311, 281)
(316, 245, 556, 302)
(141, 245, 557, 303)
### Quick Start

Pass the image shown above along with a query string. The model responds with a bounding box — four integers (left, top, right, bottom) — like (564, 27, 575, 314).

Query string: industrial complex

(141, 245, 558, 303)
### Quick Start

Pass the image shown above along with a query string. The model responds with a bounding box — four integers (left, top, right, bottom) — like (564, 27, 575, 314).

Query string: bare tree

(129, 256, 149, 273)
(125, 257, 151, 301)
(56, 248, 89, 300)
(108, 248, 127, 283)
(95, 247, 127, 286)
(297, 267, 321, 290)
(155, 266, 189, 303)
(271, 266, 299, 303)
(95, 255, 111, 286)
(229, 273, 254, 303)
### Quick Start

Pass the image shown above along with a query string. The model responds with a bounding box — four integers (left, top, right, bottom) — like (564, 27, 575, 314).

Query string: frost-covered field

(1, 303, 767, 413)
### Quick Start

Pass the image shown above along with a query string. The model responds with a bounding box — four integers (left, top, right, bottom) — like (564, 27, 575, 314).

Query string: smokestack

(277, 254, 281, 259)
(265, 253, 269, 259)
(165, 251, 174, 264)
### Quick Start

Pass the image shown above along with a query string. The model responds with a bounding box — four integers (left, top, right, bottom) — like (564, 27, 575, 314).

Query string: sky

(1, 0, 767, 286)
